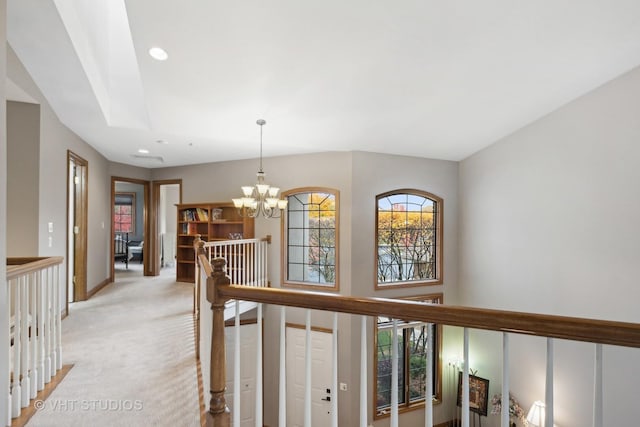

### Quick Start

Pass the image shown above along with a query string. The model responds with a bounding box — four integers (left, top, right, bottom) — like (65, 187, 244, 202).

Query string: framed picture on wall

(456, 372, 490, 416)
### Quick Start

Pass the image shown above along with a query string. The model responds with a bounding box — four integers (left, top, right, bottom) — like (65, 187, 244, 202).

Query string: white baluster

(242, 242, 246, 285)
(37, 270, 45, 391)
(251, 242, 256, 286)
(44, 267, 51, 384)
(11, 278, 22, 418)
(593, 344, 603, 427)
(331, 312, 338, 427)
(391, 319, 398, 427)
(545, 338, 554, 427)
(6, 279, 12, 426)
(255, 303, 263, 427)
(425, 323, 433, 427)
(234, 243, 239, 285)
(233, 300, 240, 427)
(55, 265, 63, 371)
(502, 333, 509, 427)
(20, 276, 29, 408)
(263, 240, 269, 287)
(359, 316, 367, 427)
(278, 306, 286, 427)
(304, 310, 311, 427)
(29, 272, 38, 399)
(50, 269, 58, 374)
(462, 328, 469, 427)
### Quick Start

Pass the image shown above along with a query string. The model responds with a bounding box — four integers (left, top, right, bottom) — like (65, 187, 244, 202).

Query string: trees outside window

(282, 188, 339, 289)
(114, 193, 135, 233)
(375, 294, 442, 418)
(376, 190, 442, 289)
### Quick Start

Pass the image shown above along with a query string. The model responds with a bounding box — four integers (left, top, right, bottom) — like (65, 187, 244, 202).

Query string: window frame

(373, 293, 443, 420)
(280, 187, 340, 290)
(375, 189, 443, 290)
(114, 192, 136, 234)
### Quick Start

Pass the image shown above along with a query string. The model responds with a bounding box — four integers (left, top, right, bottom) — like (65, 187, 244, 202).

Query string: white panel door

(225, 323, 258, 427)
(286, 327, 333, 427)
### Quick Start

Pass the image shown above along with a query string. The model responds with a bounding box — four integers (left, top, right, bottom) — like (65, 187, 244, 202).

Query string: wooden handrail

(214, 283, 640, 349)
(7, 256, 64, 280)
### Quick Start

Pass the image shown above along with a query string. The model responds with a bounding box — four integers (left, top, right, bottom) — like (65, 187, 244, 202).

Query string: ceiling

(7, 0, 640, 168)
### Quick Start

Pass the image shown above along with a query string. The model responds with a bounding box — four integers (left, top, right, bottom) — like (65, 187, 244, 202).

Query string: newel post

(206, 258, 231, 427)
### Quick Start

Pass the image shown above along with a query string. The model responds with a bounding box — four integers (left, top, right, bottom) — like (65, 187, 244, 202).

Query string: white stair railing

(194, 237, 270, 427)
(199, 256, 640, 427)
(6, 257, 63, 425)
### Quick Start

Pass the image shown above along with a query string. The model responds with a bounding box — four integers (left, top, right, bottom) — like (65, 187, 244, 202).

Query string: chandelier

(232, 119, 288, 218)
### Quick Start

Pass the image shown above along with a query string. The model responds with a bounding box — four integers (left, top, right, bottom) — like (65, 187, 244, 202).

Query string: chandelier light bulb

(242, 186, 254, 197)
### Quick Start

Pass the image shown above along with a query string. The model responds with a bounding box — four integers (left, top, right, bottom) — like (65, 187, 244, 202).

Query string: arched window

(376, 189, 442, 289)
(281, 188, 339, 289)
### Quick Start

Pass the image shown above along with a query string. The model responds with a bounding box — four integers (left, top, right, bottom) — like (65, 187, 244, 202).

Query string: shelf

(176, 202, 254, 283)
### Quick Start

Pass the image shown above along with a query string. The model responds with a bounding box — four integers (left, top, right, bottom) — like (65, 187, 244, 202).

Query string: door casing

(66, 150, 88, 309)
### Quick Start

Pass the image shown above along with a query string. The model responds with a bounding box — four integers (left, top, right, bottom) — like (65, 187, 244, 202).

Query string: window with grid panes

(376, 190, 442, 289)
(282, 188, 338, 289)
(114, 193, 135, 233)
(374, 294, 442, 418)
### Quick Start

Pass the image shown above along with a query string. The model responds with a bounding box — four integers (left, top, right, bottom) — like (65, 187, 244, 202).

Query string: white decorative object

(526, 400, 546, 427)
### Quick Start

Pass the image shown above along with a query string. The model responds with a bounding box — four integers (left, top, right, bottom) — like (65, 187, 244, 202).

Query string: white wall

(152, 151, 355, 426)
(156, 151, 459, 426)
(459, 65, 640, 426)
(0, 0, 10, 422)
(7, 46, 112, 297)
(6, 101, 39, 255)
(160, 184, 179, 266)
(350, 151, 459, 427)
(108, 161, 152, 182)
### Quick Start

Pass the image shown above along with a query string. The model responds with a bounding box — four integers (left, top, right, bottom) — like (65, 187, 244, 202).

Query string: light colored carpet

(26, 267, 200, 427)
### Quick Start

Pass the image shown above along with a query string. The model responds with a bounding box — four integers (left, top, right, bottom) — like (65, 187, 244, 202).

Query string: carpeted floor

(25, 266, 201, 427)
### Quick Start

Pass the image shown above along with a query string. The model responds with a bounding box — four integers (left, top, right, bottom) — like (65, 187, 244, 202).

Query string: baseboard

(87, 278, 111, 299)
(61, 308, 68, 320)
(11, 364, 74, 427)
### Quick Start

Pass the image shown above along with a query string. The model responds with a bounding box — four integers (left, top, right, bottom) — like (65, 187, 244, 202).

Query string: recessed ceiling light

(149, 47, 168, 61)
(138, 148, 150, 154)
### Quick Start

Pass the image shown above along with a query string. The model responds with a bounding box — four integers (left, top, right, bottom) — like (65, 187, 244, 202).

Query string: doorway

(111, 177, 151, 280)
(150, 180, 182, 276)
(286, 325, 334, 426)
(67, 150, 88, 306)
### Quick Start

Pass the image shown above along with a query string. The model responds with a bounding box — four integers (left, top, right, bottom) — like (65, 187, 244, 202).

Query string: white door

(286, 327, 333, 427)
(225, 323, 258, 427)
